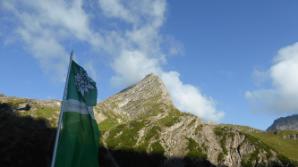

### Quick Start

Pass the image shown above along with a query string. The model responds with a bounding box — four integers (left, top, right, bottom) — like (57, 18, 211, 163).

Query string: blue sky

(1, 0, 298, 130)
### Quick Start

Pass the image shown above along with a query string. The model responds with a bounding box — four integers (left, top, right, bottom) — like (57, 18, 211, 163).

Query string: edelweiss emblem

(75, 69, 95, 96)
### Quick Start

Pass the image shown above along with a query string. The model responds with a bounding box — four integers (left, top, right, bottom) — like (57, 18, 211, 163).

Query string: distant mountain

(0, 74, 297, 167)
(267, 115, 298, 132)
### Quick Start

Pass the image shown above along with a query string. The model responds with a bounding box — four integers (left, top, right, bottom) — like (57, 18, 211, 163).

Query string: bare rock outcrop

(267, 115, 298, 132)
(96, 74, 293, 167)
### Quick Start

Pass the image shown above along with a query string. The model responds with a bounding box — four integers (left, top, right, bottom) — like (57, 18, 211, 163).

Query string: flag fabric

(53, 59, 99, 167)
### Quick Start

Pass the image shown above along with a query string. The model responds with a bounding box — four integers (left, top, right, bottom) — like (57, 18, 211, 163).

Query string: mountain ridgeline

(267, 115, 298, 132)
(0, 74, 297, 167)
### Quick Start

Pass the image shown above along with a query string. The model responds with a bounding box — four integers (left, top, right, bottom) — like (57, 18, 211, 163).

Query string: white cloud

(111, 50, 161, 86)
(99, 0, 223, 122)
(1, 0, 101, 81)
(246, 42, 298, 113)
(110, 49, 224, 122)
(99, 0, 166, 28)
(1, 0, 223, 122)
(162, 72, 224, 122)
(98, 0, 137, 24)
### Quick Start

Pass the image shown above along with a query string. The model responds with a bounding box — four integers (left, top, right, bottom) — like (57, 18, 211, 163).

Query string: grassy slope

(229, 125, 298, 162)
(248, 131, 298, 162)
(1, 97, 59, 127)
(100, 106, 298, 165)
(2, 96, 298, 165)
(0, 102, 55, 166)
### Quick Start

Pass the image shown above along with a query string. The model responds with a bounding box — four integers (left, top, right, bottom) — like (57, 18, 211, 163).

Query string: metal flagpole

(50, 52, 73, 167)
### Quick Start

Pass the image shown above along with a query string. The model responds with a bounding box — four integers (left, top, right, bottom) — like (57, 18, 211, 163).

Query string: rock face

(267, 115, 298, 132)
(282, 134, 298, 140)
(102, 73, 171, 116)
(96, 74, 293, 167)
(0, 75, 296, 167)
(96, 74, 172, 121)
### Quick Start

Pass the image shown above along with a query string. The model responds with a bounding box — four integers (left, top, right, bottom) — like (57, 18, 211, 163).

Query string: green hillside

(228, 125, 298, 163)
(1, 95, 298, 167)
(247, 131, 298, 162)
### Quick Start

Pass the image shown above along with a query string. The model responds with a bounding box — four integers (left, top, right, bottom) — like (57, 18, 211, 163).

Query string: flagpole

(50, 52, 73, 167)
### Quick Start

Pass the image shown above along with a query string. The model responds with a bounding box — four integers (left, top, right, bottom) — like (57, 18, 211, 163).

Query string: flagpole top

(70, 51, 74, 61)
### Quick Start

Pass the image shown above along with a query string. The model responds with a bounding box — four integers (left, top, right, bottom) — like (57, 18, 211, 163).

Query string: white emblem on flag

(75, 69, 95, 96)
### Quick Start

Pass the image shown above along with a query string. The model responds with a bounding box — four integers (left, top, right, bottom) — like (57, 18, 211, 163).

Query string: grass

(150, 142, 164, 154)
(145, 126, 161, 141)
(275, 130, 298, 137)
(186, 138, 207, 159)
(2, 97, 59, 125)
(99, 118, 118, 133)
(213, 126, 229, 155)
(5, 96, 297, 165)
(137, 125, 161, 152)
(158, 107, 182, 127)
(241, 149, 259, 167)
(18, 107, 58, 127)
(106, 120, 145, 150)
(246, 131, 298, 162)
(224, 125, 298, 164)
(6, 99, 28, 108)
(214, 126, 286, 166)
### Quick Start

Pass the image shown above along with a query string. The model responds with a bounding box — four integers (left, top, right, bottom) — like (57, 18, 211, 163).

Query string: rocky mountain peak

(0, 79, 296, 166)
(96, 73, 172, 119)
(267, 114, 298, 132)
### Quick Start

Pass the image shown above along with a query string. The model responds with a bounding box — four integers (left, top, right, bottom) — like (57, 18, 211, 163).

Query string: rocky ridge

(96, 74, 295, 167)
(0, 74, 297, 166)
(267, 115, 298, 132)
(96, 74, 172, 120)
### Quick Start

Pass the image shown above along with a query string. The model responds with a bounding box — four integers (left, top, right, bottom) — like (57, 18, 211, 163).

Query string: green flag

(52, 58, 99, 167)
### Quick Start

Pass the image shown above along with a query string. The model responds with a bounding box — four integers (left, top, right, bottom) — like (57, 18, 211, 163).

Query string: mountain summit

(96, 74, 296, 167)
(0, 74, 297, 166)
(96, 73, 172, 120)
(267, 114, 298, 132)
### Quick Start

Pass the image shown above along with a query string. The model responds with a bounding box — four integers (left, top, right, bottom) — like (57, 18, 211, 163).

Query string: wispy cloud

(1, 0, 102, 81)
(98, 0, 224, 122)
(1, 0, 224, 122)
(246, 42, 298, 113)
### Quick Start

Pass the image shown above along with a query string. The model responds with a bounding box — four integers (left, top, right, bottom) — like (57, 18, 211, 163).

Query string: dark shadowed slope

(0, 103, 55, 167)
(0, 102, 216, 167)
